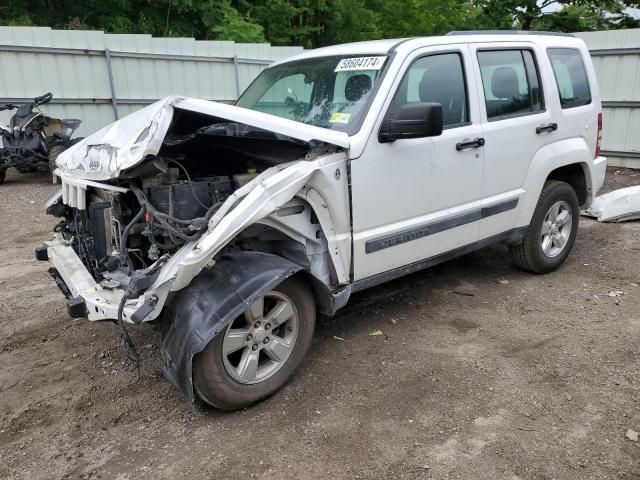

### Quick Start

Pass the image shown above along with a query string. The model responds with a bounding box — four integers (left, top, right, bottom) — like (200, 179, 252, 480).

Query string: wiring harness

(129, 182, 222, 245)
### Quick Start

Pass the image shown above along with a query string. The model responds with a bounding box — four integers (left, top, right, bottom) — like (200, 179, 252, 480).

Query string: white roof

(270, 39, 406, 66)
(270, 33, 586, 66)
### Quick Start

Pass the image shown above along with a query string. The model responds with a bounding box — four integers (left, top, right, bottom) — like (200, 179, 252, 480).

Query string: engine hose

(120, 206, 145, 268)
(117, 292, 141, 383)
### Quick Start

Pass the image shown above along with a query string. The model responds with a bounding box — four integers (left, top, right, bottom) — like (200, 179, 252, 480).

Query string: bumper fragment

(44, 234, 169, 323)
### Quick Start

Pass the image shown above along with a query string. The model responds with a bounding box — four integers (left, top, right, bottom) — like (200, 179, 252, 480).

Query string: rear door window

(547, 48, 592, 109)
(477, 49, 544, 120)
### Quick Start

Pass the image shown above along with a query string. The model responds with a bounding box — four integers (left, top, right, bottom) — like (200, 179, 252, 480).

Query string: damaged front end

(40, 96, 352, 398)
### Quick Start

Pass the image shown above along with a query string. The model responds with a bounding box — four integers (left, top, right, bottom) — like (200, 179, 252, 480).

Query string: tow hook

(35, 244, 48, 261)
(131, 295, 159, 324)
(66, 296, 87, 319)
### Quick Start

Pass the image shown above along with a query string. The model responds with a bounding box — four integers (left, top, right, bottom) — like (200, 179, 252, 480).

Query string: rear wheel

(0, 167, 6, 185)
(509, 180, 579, 273)
(194, 276, 316, 410)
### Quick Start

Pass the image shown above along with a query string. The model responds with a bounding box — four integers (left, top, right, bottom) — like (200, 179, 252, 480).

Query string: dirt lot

(1, 167, 639, 480)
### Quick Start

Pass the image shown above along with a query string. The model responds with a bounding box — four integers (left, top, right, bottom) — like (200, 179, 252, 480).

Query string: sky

(541, 1, 640, 18)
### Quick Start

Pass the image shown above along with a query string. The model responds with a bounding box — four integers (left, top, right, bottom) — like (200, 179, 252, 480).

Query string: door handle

(536, 123, 558, 134)
(456, 137, 485, 151)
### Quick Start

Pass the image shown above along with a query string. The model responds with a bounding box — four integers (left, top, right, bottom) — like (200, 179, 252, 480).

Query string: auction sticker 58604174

(334, 56, 387, 72)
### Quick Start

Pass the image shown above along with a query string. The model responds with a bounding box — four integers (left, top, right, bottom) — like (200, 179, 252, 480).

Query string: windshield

(236, 55, 388, 133)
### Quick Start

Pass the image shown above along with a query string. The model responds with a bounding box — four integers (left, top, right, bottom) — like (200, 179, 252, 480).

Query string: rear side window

(477, 49, 544, 120)
(547, 48, 592, 109)
(389, 52, 469, 128)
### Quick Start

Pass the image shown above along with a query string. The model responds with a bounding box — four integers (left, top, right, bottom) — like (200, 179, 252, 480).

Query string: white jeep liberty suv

(40, 31, 607, 410)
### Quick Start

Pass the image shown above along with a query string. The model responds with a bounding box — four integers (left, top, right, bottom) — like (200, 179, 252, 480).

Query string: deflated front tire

(193, 276, 316, 410)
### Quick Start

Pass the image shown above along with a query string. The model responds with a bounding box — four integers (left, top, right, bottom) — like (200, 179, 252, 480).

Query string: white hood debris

(582, 185, 640, 222)
(55, 96, 350, 181)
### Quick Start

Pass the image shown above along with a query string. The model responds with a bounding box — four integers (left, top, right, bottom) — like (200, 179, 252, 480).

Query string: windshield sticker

(334, 56, 386, 72)
(329, 112, 352, 124)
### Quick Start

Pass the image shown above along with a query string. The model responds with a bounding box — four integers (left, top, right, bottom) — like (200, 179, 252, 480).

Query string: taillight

(595, 112, 603, 158)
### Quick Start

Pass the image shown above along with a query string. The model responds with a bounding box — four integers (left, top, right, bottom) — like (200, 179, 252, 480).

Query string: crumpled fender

(160, 251, 302, 402)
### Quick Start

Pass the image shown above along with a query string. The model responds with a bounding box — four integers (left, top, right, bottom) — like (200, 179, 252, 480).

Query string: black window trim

(476, 47, 547, 123)
(546, 47, 593, 110)
(378, 48, 472, 143)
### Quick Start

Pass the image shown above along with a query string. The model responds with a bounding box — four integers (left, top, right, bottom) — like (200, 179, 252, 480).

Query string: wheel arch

(216, 219, 351, 317)
(546, 162, 589, 206)
(516, 137, 593, 228)
(160, 251, 303, 402)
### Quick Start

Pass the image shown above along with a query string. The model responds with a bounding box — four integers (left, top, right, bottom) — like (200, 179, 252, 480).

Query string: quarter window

(389, 53, 469, 128)
(477, 49, 544, 119)
(547, 48, 592, 109)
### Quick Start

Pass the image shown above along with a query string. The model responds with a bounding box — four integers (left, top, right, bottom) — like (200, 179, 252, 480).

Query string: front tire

(509, 180, 579, 274)
(0, 167, 6, 185)
(194, 276, 316, 410)
(48, 144, 67, 184)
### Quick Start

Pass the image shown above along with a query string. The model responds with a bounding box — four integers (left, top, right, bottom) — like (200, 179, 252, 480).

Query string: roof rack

(446, 30, 575, 38)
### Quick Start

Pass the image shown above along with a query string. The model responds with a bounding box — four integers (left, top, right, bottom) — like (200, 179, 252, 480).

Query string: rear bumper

(592, 156, 608, 195)
(39, 234, 165, 323)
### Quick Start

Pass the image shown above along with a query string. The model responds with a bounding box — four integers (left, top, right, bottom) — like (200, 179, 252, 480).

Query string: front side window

(478, 49, 544, 119)
(236, 55, 388, 132)
(547, 48, 592, 109)
(388, 52, 469, 128)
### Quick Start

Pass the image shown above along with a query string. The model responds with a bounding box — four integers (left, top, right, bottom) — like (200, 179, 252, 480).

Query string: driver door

(351, 46, 485, 281)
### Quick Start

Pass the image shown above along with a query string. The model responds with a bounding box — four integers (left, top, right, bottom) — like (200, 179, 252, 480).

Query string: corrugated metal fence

(1, 27, 639, 168)
(0, 27, 302, 136)
(576, 29, 640, 168)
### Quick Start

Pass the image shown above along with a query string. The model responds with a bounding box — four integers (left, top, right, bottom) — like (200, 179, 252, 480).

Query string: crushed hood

(56, 96, 350, 180)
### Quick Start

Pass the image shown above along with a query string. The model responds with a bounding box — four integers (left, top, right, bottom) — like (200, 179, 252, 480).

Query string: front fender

(158, 151, 347, 291)
(160, 251, 302, 402)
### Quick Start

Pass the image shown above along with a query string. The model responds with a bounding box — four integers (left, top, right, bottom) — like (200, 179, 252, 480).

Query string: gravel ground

(1, 167, 639, 480)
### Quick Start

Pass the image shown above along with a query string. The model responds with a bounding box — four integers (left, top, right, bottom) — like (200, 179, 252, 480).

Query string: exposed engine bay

(50, 109, 323, 279)
(45, 100, 352, 327)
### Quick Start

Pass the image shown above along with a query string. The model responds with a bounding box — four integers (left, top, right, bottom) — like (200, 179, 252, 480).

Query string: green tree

(367, 0, 481, 37)
(1, 0, 639, 45)
(211, 2, 265, 42)
(473, 0, 640, 31)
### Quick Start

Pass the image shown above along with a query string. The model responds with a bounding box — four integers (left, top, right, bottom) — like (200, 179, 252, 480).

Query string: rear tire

(194, 276, 316, 410)
(509, 180, 579, 274)
(0, 168, 6, 185)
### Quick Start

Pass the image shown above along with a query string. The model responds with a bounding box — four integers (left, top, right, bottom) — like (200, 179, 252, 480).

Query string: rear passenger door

(546, 47, 597, 155)
(468, 43, 556, 239)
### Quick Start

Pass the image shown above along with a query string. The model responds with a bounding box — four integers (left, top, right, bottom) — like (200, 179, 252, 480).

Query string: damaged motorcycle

(0, 92, 82, 184)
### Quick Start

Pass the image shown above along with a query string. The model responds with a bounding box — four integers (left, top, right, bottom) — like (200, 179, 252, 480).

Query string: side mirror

(379, 102, 443, 143)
